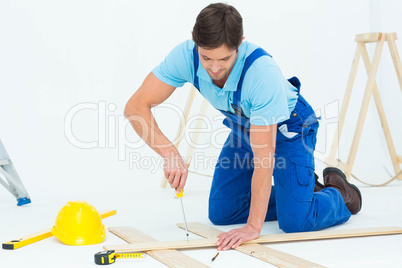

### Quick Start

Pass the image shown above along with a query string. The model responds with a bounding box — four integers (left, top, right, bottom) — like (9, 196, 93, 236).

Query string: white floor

(1, 165, 402, 268)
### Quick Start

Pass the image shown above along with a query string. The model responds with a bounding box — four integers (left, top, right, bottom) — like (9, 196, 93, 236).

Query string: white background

(1, 1, 401, 267)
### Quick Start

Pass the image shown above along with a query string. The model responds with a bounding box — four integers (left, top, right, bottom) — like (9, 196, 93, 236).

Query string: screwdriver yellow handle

(176, 190, 183, 198)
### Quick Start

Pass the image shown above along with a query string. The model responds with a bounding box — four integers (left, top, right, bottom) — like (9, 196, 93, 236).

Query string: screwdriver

(176, 189, 189, 241)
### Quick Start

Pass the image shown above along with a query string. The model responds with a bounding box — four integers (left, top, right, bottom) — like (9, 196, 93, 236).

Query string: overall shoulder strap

(232, 48, 272, 117)
(193, 45, 200, 91)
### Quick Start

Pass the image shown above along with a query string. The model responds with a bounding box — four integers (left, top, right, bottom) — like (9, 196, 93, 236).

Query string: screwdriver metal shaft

(179, 197, 189, 241)
(176, 190, 189, 241)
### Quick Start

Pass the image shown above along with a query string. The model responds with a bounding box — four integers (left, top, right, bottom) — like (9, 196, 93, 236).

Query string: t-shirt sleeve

(152, 41, 193, 88)
(248, 66, 290, 126)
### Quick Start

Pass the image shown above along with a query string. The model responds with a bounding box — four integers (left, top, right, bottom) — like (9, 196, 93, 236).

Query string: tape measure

(94, 250, 145, 265)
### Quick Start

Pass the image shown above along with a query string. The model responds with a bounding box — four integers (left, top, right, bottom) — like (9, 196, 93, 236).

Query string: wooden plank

(109, 226, 157, 243)
(177, 222, 222, 238)
(355, 32, 397, 43)
(147, 250, 210, 268)
(104, 237, 218, 252)
(177, 223, 325, 268)
(161, 86, 197, 188)
(108, 227, 210, 268)
(327, 42, 363, 163)
(361, 45, 402, 180)
(355, 32, 383, 43)
(104, 225, 402, 253)
(386, 33, 402, 91)
(236, 244, 325, 268)
(345, 33, 386, 180)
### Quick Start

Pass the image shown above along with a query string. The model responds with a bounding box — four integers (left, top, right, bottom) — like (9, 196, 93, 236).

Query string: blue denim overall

(193, 46, 351, 233)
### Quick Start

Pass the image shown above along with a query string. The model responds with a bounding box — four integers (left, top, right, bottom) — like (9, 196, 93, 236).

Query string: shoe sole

(323, 167, 362, 212)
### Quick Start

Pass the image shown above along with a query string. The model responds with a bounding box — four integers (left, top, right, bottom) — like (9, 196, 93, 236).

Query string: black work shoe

(323, 167, 362, 214)
(314, 173, 325, 192)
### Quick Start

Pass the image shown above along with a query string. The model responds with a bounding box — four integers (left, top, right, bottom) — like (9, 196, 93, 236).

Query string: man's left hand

(216, 224, 260, 251)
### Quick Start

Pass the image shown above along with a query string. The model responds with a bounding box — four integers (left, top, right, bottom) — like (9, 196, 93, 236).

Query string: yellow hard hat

(52, 200, 106, 245)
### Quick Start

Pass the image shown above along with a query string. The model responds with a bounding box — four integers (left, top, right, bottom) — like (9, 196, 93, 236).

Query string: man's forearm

(125, 105, 177, 158)
(247, 163, 274, 231)
(124, 73, 188, 191)
(247, 124, 276, 232)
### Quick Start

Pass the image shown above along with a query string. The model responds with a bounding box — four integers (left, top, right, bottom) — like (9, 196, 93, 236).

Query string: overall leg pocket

(289, 156, 315, 202)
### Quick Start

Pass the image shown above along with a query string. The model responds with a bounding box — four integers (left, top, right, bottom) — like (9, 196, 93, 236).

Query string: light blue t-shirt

(152, 40, 298, 126)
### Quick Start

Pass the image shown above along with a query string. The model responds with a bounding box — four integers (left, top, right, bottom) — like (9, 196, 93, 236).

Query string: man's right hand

(163, 151, 188, 193)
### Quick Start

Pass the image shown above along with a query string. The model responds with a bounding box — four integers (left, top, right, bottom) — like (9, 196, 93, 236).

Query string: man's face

(198, 44, 238, 82)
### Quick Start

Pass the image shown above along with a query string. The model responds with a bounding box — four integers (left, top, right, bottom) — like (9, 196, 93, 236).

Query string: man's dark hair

(192, 3, 243, 50)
